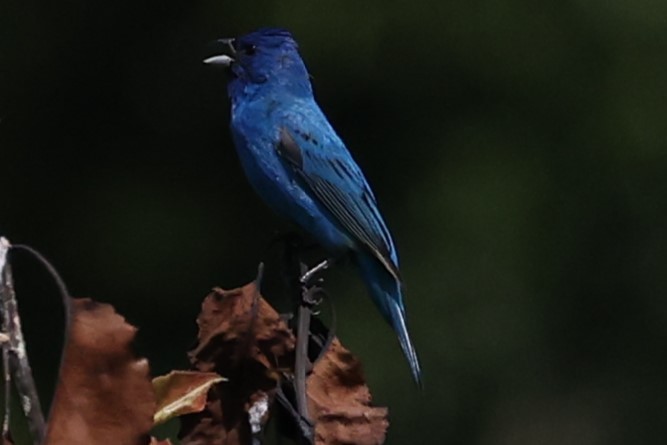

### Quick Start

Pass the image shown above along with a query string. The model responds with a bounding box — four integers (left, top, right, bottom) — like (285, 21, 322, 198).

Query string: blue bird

(205, 28, 421, 384)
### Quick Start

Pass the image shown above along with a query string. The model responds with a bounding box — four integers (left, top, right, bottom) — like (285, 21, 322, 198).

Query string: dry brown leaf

(190, 284, 295, 372)
(153, 371, 225, 425)
(44, 298, 155, 445)
(180, 283, 295, 445)
(308, 339, 389, 444)
(180, 281, 388, 445)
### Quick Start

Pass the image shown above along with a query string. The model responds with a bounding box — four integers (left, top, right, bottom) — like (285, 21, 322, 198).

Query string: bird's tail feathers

(387, 298, 423, 387)
(356, 251, 422, 386)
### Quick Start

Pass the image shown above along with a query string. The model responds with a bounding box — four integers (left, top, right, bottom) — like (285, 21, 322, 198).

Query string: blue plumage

(206, 28, 421, 384)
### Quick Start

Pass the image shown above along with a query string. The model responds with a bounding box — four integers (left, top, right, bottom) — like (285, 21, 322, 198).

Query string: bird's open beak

(203, 38, 236, 67)
(203, 54, 234, 67)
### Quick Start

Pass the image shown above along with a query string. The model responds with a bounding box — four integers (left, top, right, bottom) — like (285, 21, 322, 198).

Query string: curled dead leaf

(180, 280, 388, 445)
(189, 284, 295, 373)
(180, 283, 295, 445)
(308, 339, 389, 444)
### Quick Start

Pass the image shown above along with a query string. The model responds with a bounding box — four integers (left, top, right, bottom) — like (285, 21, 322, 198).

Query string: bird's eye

(243, 44, 257, 56)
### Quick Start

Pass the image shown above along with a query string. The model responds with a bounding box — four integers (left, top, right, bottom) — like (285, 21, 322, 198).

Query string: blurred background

(1, 0, 666, 443)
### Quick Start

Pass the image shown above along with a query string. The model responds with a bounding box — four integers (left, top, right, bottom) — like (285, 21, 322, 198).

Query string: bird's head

(205, 28, 312, 98)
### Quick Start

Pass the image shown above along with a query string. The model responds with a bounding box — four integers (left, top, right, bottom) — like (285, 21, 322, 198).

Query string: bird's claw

(303, 285, 327, 308)
(299, 259, 330, 286)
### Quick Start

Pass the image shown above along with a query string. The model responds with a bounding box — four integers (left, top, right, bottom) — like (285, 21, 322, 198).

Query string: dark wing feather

(278, 127, 400, 281)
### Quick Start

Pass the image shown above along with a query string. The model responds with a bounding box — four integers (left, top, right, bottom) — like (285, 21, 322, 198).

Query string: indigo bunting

(205, 28, 421, 384)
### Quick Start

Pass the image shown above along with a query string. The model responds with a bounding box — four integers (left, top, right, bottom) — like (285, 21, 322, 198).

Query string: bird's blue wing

(277, 125, 401, 282)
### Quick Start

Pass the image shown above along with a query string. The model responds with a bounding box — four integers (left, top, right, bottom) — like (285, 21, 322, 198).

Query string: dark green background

(2, 0, 666, 443)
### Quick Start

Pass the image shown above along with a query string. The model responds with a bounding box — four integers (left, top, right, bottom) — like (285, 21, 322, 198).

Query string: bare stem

(294, 261, 314, 444)
(275, 386, 314, 441)
(295, 281, 310, 421)
(1, 238, 10, 441)
(2, 342, 9, 440)
(0, 237, 46, 444)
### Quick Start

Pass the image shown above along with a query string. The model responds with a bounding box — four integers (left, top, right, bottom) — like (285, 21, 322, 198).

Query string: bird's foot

(299, 259, 330, 286)
(302, 285, 327, 310)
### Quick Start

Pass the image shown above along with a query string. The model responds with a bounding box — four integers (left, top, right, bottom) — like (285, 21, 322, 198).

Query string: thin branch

(11, 244, 72, 329)
(294, 259, 331, 444)
(280, 237, 331, 444)
(0, 237, 46, 444)
(0, 238, 11, 440)
(0, 239, 8, 287)
(294, 261, 312, 444)
(2, 340, 9, 440)
(10, 244, 74, 439)
(275, 385, 314, 442)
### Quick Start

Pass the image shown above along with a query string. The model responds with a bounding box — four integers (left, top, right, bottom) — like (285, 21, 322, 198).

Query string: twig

(280, 237, 333, 444)
(294, 261, 313, 444)
(10, 243, 74, 443)
(1, 238, 11, 440)
(275, 385, 314, 442)
(0, 237, 46, 444)
(249, 263, 265, 445)
(11, 244, 72, 330)
(2, 339, 9, 440)
(294, 259, 335, 444)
